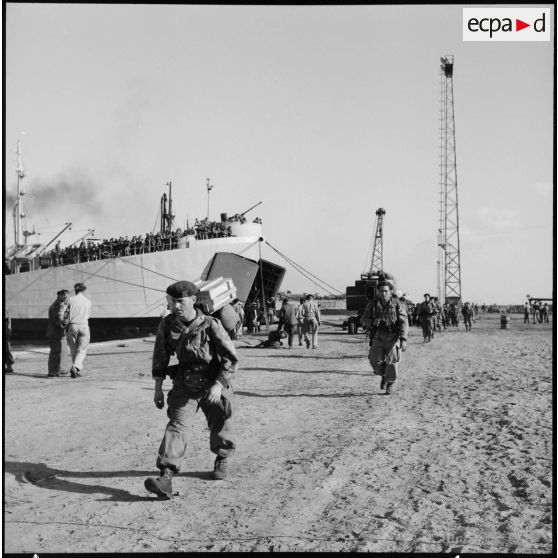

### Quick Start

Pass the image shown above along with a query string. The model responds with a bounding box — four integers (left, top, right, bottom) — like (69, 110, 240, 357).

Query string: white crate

(194, 277, 237, 314)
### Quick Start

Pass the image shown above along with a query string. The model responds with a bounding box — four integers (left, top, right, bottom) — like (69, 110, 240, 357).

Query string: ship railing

(14, 226, 251, 273)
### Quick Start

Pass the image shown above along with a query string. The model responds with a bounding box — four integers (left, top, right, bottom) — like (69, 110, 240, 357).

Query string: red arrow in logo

(516, 19, 530, 31)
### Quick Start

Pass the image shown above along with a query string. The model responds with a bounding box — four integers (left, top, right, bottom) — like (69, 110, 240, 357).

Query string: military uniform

(418, 299, 437, 341)
(277, 302, 298, 348)
(362, 296, 408, 390)
(46, 292, 70, 376)
(461, 303, 473, 331)
(152, 309, 238, 474)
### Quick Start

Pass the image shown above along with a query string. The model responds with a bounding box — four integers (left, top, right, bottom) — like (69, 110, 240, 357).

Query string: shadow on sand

(5, 461, 214, 503)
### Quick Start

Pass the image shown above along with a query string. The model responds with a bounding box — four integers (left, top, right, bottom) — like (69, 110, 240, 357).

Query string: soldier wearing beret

(361, 281, 408, 395)
(145, 280, 239, 498)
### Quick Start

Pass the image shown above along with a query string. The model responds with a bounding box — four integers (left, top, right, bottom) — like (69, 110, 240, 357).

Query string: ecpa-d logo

(463, 8, 550, 41)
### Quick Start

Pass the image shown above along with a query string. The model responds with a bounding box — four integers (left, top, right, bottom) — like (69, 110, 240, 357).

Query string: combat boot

(380, 375, 386, 390)
(385, 383, 394, 395)
(144, 468, 174, 498)
(213, 456, 229, 480)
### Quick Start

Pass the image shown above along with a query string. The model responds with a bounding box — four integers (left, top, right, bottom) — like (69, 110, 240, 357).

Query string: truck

(345, 271, 396, 334)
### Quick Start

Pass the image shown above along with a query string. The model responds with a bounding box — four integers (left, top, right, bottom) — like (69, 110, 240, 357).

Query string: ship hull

(5, 234, 279, 341)
(9, 317, 163, 342)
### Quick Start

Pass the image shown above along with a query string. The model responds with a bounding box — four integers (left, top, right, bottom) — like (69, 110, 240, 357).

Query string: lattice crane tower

(364, 208, 386, 277)
(437, 55, 462, 305)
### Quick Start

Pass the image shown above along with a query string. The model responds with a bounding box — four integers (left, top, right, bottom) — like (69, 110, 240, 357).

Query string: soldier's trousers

(284, 323, 297, 348)
(48, 337, 65, 374)
(156, 378, 235, 473)
(303, 318, 319, 347)
(420, 316, 434, 339)
(368, 332, 401, 385)
(66, 324, 90, 370)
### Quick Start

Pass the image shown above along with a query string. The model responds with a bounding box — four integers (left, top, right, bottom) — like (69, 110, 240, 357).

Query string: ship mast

(160, 181, 175, 233)
(11, 140, 38, 248)
(13, 140, 25, 248)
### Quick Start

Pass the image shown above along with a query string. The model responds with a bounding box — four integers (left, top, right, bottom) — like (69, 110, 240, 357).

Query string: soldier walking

(523, 302, 530, 324)
(46, 289, 71, 377)
(301, 294, 321, 349)
(418, 293, 436, 342)
(145, 281, 239, 498)
(461, 301, 473, 332)
(361, 281, 408, 395)
(66, 282, 92, 378)
(432, 297, 442, 334)
(296, 297, 305, 346)
(277, 298, 298, 349)
(531, 302, 541, 324)
(231, 299, 245, 339)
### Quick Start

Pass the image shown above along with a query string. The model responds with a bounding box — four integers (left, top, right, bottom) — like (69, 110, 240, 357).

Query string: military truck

(345, 271, 396, 334)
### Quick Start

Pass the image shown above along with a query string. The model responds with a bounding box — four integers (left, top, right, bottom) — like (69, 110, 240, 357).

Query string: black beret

(166, 280, 199, 298)
(423, 293, 430, 298)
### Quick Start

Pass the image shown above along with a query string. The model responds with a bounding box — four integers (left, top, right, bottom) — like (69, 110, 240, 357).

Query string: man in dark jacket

(145, 280, 239, 498)
(46, 289, 70, 377)
(4, 309, 15, 374)
(361, 281, 408, 395)
(277, 298, 298, 349)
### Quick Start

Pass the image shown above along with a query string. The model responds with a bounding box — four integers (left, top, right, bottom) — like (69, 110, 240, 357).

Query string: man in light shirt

(66, 282, 92, 378)
(301, 294, 321, 349)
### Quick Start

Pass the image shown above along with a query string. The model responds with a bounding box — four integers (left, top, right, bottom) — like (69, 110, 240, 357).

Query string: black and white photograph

(3, 3, 554, 554)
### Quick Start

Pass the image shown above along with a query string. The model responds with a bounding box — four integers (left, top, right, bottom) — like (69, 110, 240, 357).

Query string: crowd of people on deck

(36, 215, 262, 268)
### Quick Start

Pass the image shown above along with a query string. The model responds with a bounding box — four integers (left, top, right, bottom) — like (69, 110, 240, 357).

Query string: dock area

(3, 313, 553, 553)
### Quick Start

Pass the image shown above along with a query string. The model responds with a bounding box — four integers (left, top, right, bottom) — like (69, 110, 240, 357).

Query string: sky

(4, 4, 554, 305)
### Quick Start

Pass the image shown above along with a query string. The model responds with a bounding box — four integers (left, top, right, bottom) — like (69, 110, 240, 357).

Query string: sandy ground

(3, 313, 553, 553)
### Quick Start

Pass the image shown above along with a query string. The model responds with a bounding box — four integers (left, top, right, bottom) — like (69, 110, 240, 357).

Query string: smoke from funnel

(6, 169, 106, 219)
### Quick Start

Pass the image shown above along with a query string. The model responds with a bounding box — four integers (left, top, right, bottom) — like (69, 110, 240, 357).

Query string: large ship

(4, 144, 285, 341)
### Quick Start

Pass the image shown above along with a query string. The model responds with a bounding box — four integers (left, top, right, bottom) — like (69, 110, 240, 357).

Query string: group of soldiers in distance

(407, 294, 478, 343)
(524, 301, 550, 324)
(36, 214, 263, 268)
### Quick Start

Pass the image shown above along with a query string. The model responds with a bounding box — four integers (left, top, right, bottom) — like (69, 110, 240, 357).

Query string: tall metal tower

(363, 208, 386, 278)
(438, 55, 462, 305)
